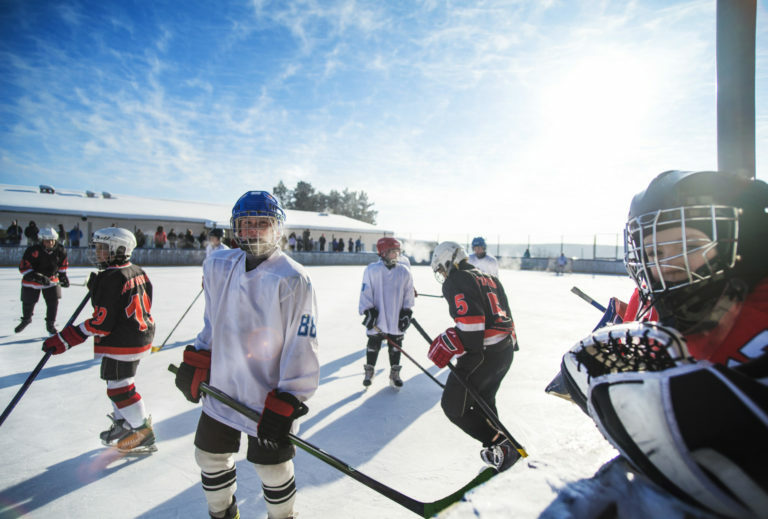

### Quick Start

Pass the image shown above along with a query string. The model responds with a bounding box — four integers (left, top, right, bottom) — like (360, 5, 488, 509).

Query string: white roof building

(0, 184, 392, 252)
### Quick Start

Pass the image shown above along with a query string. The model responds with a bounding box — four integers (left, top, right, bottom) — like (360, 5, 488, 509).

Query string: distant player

(359, 237, 415, 388)
(16, 226, 69, 334)
(205, 228, 229, 257)
(174, 191, 319, 519)
(428, 241, 520, 471)
(467, 236, 499, 276)
(557, 170, 768, 518)
(42, 227, 156, 453)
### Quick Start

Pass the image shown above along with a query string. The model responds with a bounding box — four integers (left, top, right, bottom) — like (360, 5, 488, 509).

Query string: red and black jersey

(82, 263, 155, 360)
(442, 262, 517, 352)
(19, 243, 68, 288)
(686, 278, 768, 367)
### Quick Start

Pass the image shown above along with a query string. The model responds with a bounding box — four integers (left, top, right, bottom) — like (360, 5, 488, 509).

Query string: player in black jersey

(428, 241, 520, 471)
(16, 226, 69, 334)
(43, 227, 157, 453)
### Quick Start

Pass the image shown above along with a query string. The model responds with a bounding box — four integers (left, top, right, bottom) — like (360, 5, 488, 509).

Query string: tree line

(272, 181, 378, 225)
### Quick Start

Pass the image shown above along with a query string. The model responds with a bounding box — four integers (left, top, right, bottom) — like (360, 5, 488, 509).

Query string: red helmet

(377, 237, 401, 256)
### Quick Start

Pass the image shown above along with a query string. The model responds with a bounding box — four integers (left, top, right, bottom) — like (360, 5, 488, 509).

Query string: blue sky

(1, 1, 766, 245)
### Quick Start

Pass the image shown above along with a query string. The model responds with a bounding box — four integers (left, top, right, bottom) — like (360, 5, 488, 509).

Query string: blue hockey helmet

(471, 236, 486, 249)
(231, 191, 286, 257)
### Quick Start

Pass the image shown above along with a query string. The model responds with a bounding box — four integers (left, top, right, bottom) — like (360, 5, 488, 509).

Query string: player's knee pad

(366, 334, 384, 352)
(196, 448, 237, 514)
(255, 461, 296, 518)
(588, 362, 768, 519)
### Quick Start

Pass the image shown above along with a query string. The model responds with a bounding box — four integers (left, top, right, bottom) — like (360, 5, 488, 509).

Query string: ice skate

(480, 438, 520, 472)
(362, 364, 374, 387)
(100, 413, 130, 446)
(113, 416, 157, 454)
(210, 496, 240, 518)
(14, 318, 31, 334)
(389, 365, 403, 389)
(46, 320, 57, 335)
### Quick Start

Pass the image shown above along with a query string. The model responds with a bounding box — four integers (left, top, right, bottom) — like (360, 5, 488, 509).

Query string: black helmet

(624, 170, 768, 333)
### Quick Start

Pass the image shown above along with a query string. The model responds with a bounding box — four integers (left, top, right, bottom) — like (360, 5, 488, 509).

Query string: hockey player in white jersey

(359, 237, 415, 388)
(467, 236, 499, 276)
(174, 191, 319, 519)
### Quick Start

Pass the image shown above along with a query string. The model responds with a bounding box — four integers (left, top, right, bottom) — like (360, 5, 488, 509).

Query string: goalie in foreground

(555, 170, 768, 519)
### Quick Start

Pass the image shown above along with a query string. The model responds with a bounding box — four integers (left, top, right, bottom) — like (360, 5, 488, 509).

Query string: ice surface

(0, 264, 642, 518)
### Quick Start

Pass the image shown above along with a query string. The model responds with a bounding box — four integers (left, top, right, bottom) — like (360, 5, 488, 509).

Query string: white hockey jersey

(359, 259, 415, 336)
(468, 253, 499, 276)
(194, 247, 320, 437)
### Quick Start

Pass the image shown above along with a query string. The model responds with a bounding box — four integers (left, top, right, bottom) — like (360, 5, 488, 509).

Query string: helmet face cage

(231, 191, 286, 258)
(624, 204, 739, 299)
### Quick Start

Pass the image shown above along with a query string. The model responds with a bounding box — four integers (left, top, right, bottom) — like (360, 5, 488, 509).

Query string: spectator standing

(7, 220, 22, 245)
(57, 224, 66, 245)
(288, 232, 297, 251)
(205, 228, 229, 257)
(24, 221, 39, 245)
(154, 226, 167, 249)
(167, 228, 177, 249)
(348, 237, 354, 252)
(319, 234, 326, 251)
(134, 229, 147, 248)
(68, 224, 83, 248)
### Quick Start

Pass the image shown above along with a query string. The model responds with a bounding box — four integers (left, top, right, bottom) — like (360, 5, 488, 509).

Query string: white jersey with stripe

(468, 253, 499, 277)
(194, 247, 320, 437)
(359, 259, 415, 336)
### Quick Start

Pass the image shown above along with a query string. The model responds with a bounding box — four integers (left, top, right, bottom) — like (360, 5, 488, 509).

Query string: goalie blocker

(555, 322, 768, 519)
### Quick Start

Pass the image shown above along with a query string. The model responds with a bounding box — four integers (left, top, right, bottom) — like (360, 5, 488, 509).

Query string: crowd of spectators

(2, 220, 370, 253)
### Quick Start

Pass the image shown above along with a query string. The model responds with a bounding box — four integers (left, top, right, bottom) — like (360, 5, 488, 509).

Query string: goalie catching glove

(428, 328, 465, 368)
(557, 321, 693, 414)
(42, 324, 87, 355)
(174, 345, 211, 403)
(257, 390, 309, 444)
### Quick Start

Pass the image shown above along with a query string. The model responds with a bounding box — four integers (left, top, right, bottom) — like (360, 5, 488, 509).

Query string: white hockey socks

(196, 448, 237, 516)
(255, 461, 297, 519)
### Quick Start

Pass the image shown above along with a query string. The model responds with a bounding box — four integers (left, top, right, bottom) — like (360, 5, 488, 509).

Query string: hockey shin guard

(196, 448, 237, 516)
(255, 461, 296, 519)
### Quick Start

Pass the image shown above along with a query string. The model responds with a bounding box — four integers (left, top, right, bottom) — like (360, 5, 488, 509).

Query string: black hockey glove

(398, 308, 413, 332)
(25, 272, 51, 286)
(362, 307, 378, 330)
(174, 345, 211, 403)
(257, 390, 309, 444)
(58, 272, 70, 288)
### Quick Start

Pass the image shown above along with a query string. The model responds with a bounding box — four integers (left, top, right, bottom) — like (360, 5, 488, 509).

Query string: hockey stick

(0, 292, 92, 427)
(570, 286, 607, 313)
(152, 287, 203, 353)
(373, 325, 445, 389)
(410, 318, 528, 459)
(167, 364, 497, 517)
(417, 293, 443, 299)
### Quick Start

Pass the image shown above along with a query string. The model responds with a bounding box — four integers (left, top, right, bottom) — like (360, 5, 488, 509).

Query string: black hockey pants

(20, 285, 60, 323)
(441, 339, 514, 446)
(365, 333, 402, 367)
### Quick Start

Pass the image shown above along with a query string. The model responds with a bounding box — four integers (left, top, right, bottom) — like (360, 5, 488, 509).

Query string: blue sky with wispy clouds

(1, 1, 766, 244)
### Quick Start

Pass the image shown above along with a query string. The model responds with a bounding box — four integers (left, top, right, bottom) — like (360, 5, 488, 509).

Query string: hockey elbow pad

(428, 328, 465, 368)
(258, 390, 309, 443)
(42, 324, 87, 355)
(175, 345, 211, 403)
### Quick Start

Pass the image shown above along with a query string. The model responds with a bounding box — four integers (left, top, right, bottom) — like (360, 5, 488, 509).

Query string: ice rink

(0, 263, 640, 518)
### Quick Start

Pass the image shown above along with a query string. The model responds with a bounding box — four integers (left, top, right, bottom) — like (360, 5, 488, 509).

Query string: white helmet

(90, 227, 137, 268)
(431, 241, 468, 283)
(38, 227, 58, 241)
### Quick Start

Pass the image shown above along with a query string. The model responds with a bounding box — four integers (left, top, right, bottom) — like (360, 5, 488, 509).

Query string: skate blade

(115, 444, 158, 455)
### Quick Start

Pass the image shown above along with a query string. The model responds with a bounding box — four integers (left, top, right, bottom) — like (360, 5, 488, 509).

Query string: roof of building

(0, 184, 391, 234)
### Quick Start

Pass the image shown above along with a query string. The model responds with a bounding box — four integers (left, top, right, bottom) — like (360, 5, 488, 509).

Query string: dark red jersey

(441, 262, 517, 352)
(83, 263, 155, 360)
(19, 243, 68, 288)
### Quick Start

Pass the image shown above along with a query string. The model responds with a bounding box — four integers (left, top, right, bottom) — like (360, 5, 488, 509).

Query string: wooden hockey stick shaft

(570, 286, 607, 313)
(373, 325, 445, 388)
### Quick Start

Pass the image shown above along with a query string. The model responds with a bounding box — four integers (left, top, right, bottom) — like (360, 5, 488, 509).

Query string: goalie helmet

(231, 190, 285, 258)
(431, 241, 468, 283)
(624, 170, 768, 333)
(90, 227, 136, 268)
